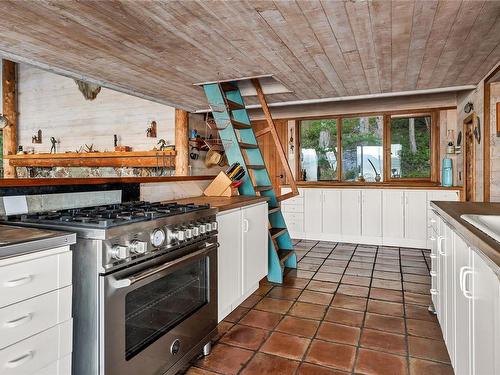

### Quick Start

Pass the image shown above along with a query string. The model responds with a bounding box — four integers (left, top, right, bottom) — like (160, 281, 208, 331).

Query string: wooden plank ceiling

(0, 0, 499, 111)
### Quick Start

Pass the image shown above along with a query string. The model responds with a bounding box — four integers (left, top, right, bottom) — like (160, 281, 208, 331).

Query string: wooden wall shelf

(5, 150, 176, 168)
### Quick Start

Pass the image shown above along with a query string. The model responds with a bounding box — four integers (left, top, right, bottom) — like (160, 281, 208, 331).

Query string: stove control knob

(192, 226, 200, 237)
(211, 221, 218, 231)
(204, 223, 212, 232)
(151, 228, 166, 247)
(110, 245, 128, 260)
(176, 230, 186, 241)
(185, 228, 193, 239)
(129, 240, 147, 255)
(199, 224, 206, 234)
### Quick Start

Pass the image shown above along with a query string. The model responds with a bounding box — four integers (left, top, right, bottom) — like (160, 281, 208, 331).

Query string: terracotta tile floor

(184, 240, 454, 375)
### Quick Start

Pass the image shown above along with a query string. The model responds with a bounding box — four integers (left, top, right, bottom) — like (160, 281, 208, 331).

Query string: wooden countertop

(283, 182, 463, 190)
(163, 195, 269, 212)
(431, 201, 500, 272)
(0, 175, 214, 187)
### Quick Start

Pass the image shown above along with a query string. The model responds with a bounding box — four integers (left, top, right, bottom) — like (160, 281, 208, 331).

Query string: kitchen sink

(461, 214, 500, 243)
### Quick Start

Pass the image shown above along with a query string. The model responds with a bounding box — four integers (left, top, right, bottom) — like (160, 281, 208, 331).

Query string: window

(389, 114, 432, 179)
(341, 116, 383, 182)
(300, 119, 338, 181)
(298, 110, 436, 183)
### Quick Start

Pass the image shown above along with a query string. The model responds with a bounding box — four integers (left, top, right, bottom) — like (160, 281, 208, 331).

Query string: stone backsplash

(16, 166, 175, 178)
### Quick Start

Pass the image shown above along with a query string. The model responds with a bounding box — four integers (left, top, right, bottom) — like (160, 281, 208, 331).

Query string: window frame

(298, 109, 440, 184)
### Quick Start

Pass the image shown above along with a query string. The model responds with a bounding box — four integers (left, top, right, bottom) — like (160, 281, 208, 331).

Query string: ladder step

(226, 99, 245, 110)
(268, 206, 280, 214)
(278, 249, 295, 264)
(238, 142, 258, 149)
(232, 119, 252, 129)
(269, 227, 287, 239)
(220, 82, 238, 92)
(255, 185, 273, 192)
(247, 164, 266, 170)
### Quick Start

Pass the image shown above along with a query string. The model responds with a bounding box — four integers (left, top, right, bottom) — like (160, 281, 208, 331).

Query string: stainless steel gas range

(4, 201, 219, 375)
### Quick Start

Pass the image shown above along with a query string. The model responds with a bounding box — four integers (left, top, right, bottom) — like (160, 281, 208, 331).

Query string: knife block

(203, 171, 238, 197)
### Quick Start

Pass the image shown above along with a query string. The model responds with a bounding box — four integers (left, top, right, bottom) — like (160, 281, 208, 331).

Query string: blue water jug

(442, 158, 453, 187)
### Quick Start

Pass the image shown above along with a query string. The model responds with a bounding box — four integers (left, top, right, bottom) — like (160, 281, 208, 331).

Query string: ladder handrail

(251, 78, 299, 200)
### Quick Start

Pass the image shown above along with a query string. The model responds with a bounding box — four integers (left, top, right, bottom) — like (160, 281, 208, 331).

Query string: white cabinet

(471, 251, 500, 375)
(0, 247, 73, 375)
(217, 203, 268, 322)
(453, 232, 472, 375)
(340, 190, 362, 241)
(242, 203, 268, 294)
(304, 189, 323, 238)
(217, 209, 242, 321)
(404, 191, 428, 248)
(382, 190, 405, 245)
(322, 189, 341, 238)
(433, 218, 500, 375)
(361, 190, 382, 243)
(282, 186, 459, 249)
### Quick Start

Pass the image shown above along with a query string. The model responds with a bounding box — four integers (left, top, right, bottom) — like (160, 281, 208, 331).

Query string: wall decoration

(74, 79, 101, 100)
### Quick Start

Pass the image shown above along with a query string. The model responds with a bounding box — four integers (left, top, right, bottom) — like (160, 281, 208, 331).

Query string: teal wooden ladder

(202, 81, 297, 283)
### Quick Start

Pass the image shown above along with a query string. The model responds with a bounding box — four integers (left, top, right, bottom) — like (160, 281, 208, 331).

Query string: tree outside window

(390, 115, 431, 179)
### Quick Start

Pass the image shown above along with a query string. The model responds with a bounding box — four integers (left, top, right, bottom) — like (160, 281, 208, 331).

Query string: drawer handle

(4, 313, 32, 328)
(4, 275, 32, 288)
(430, 288, 438, 295)
(429, 254, 437, 259)
(5, 351, 33, 368)
(430, 271, 437, 277)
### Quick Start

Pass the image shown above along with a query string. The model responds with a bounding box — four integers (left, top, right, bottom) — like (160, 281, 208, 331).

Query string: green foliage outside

(390, 117, 431, 178)
(300, 115, 431, 181)
(300, 119, 338, 180)
(341, 116, 382, 181)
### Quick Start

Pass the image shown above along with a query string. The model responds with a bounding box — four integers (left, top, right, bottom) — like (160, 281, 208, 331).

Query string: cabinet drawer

(0, 286, 72, 349)
(282, 205, 303, 213)
(0, 252, 71, 308)
(0, 319, 72, 375)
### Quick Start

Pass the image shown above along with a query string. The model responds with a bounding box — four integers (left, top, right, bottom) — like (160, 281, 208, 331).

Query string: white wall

(489, 82, 500, 201)
(17, 64, 175, 153)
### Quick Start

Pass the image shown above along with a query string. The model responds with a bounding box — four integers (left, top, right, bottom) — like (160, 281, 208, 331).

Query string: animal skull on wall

(74, 79, 101, 100)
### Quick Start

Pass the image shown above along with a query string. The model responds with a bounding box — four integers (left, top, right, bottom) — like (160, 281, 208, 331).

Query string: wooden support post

(175, 108, 189, 176)
(2, 60, 17, 178)
(251, 78, 298, 198)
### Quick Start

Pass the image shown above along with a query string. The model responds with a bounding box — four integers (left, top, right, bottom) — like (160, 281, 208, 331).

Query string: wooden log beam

(2, 60, 17, 178)
(175, 108, 189, 176)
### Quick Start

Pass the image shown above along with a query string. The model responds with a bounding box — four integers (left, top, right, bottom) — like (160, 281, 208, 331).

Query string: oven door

(100, 239, 218, 375)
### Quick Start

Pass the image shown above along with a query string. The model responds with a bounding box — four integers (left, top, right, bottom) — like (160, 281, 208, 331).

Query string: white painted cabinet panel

(404, 191, 428, 248)
(322, 189, 341, 237)
(454, 234, 472, 375)
(382, 190, 405, 245)
(304, 189, 323, 237)
(242, 204, 268, 294)
(443, 224, 455, 365)
(216, 209, 242, 322)
(340, 190, 362, 239)
(361, 190, 382, 242)
(471, 251, 499, 375)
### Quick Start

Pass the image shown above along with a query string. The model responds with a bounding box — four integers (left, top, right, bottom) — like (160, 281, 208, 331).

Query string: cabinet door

(304, 189, 323, 236)
(341, 190, 362, 238)
(322, 189, 341, 236)
(216, 210, 242, 322)
(471, 251, 499, 375)
(404, 191, 428, 247)
(443, 224, 455, 365)
(242, 204, 268, 294)
(382, 190, 405, 244)
(454, 233, 472, 375)
(362, 190, 382, 240)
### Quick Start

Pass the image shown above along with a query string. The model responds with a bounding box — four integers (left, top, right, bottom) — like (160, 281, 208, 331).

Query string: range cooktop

(7, 201, 211, 229)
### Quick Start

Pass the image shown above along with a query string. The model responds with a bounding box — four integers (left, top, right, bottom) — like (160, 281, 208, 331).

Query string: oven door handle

(109, 241, 218, 290)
